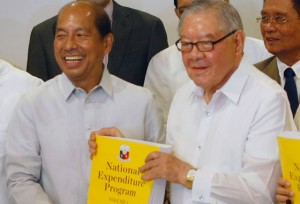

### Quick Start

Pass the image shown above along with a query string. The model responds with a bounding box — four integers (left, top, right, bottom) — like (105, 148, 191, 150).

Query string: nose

(261, 21, 277, 33)
(64, 36, 78, 51)
(189, 44, 205, 59)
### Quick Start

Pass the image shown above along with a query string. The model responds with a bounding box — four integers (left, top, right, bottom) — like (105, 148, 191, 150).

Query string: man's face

(261, 0, 300, 63)
(180, 11, 243, 92)
(54, 3, 112, 87)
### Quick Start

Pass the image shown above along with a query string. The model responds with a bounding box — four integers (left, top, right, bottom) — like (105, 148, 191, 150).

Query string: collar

(190, 58, 249, 105)
(277, 58, 300, 80)
(59, 67, 113, 101)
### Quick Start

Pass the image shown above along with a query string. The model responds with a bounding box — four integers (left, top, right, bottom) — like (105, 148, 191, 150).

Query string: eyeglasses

(256, 15, 300, 25)
(175, 30, 236, 52)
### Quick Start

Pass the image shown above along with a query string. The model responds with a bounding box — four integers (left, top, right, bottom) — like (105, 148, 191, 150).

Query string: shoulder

(113, 1, 163, 24)
(110, 74, 153, 99)
(246, 63, 284, 96)
(0, 60, 43, 88)
(254, 56, 277, 70)
(172, 81, 195, 103)
(31, 15, 58, 34)
(149, 45, 180, 65)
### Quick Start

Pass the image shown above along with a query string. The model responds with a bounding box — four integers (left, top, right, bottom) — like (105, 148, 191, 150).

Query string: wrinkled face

(180, 11, 242, 92)
(261, 0, 300, 62)
(54, 3, 112, 87)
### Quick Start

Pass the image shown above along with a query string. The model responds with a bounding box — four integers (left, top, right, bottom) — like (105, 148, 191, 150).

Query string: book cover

(278, 131, 300, 204)
(87, 136, 172, 204)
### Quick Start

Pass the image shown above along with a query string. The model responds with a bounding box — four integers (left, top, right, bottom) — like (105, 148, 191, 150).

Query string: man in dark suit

(26, 0, 168, 86)
(255, 0, 300, 116)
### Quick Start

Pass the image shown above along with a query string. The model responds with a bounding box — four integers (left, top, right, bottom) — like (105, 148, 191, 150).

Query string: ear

(103, 33, 114, 55)
(175, 8, 180, 18)
(233, 30, 245, 56)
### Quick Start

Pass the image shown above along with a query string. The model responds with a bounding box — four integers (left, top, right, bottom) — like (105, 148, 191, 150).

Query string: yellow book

(87, 136, 172, 204)
(278, 131, 300, 204)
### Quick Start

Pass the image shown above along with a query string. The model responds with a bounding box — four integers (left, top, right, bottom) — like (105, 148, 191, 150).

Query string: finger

(89, 131, 97, 139)
(277, 185, 294, 197)
(139, 159, 159, 173)
(144, 151, 161, 163)
(278, 177, 290, 187)
(98, 127, 125, 138)
(275, 193, 292, 203)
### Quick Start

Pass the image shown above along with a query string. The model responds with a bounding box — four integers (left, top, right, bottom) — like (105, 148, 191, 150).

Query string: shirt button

(86, 99, 91, 103)
(198, 146, 201, 150)
(199, 196, 204, 201)
(205, 111, 210, 116)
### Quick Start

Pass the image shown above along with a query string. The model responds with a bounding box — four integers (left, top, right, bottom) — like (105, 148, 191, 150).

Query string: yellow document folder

(278, 131, 300, 204)
(87, 136, 172, 204)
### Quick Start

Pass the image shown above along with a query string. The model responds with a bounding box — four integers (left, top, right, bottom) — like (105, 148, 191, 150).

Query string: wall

(0, 0, 263, 70)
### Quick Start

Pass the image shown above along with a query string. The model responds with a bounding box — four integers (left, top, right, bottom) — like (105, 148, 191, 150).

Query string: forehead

(262, 0, 295, 14)
(181, 11, 220, 36)
(57, 3, 95, 26)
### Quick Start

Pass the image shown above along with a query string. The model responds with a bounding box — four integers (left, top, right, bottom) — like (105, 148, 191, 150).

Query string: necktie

(284, 68, 299, 116)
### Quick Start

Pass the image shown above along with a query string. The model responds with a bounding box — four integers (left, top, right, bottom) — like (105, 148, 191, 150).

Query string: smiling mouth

(64, 56, 83, 61)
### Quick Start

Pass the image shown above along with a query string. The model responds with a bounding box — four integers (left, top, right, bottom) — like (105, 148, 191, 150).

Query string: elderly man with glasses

(139, 0, 296, 203)
(144, 0, 271, 126)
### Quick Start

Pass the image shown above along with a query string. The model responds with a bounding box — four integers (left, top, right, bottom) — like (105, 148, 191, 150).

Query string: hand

(139, 152, 193, 187)
(275, 177, 294, 204)
(88, 127, 125, 159)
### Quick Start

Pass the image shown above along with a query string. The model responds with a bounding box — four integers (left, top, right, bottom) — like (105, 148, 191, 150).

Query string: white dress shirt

(166, 59, 296, 203)
(6, 68, 164, 204)
(0, 59, 42, 204)
(144, 38, 272, 125)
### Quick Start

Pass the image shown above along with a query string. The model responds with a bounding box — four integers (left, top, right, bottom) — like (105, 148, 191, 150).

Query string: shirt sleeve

(191, 91, 296, 203)
(5, 95, 53, 204)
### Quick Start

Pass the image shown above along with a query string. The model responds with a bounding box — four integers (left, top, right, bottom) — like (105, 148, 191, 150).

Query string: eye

(55, 31, 66, 39)
(261, 15, 270, 23)
(181, 42, 191, 48)
(274, 15, 286, 24)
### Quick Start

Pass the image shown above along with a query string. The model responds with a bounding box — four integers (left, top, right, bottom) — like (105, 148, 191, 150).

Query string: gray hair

(178, 0, 243, 35)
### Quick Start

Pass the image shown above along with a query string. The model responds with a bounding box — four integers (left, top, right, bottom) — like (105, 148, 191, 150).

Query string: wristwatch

(186, 168, 197, 189)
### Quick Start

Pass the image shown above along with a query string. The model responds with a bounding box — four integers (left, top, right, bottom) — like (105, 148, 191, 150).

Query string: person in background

(0, 59, 43, 204)
(257, 1, 300, 203)
(26, 0, 168, 86)
(255, 0, 300, 119)
(144, 0, 272, 125)
(6, 2, 164, 203)
(91, 0, 295, 203)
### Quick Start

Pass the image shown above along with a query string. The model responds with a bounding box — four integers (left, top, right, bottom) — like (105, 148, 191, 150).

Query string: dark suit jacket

(26, 1, 168, 86)
(255, 56, 281, 84)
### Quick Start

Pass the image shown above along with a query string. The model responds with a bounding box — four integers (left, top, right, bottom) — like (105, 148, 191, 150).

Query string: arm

(5, 97, 52, 204)
(144, 51, 173, 127)
(201, 93, 295, 203)
(141, 91, 296, 203)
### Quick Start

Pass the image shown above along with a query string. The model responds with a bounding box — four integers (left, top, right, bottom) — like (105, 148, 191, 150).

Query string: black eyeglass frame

(175, 30, 237, 52)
